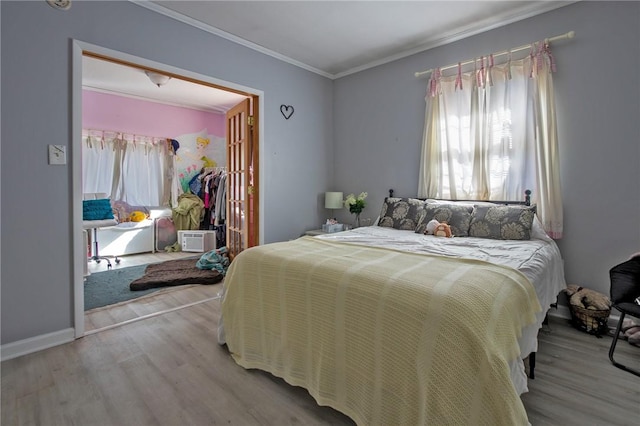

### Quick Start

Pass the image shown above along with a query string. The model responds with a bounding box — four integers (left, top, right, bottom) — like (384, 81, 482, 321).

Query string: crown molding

(131, 0, 577, 81)
(130, 0, 334, 79)
(334, 1, 578, 79)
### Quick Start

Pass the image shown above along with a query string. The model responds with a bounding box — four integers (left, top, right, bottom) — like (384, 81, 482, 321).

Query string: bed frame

(387, 188, 532, 206)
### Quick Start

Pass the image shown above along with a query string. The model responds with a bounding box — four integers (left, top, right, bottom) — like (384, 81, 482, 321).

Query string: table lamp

(323, 191, 344, 232)
(325, 192, 343, 218)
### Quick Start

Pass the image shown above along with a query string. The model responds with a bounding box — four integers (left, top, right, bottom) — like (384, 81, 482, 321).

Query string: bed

(217, 195, 566, 425)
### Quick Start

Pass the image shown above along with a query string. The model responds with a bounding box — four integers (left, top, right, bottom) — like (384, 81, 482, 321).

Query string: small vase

(353, 213, 361, 228)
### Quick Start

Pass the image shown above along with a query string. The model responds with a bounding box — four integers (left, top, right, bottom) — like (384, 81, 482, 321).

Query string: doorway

(73, 40, 264, 337)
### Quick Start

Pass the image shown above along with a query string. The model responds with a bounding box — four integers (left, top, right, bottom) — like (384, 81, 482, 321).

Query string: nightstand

(304, 229, 327, 236)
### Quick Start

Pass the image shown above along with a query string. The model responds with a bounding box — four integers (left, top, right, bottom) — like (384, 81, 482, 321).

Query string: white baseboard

(1, 328, 75, 362)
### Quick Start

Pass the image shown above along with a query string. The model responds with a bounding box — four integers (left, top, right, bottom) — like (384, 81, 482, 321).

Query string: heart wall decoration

(280, 105, 294, 120)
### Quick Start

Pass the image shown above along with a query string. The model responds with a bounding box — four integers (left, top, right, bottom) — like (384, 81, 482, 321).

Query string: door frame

(71, 40, 264, 337)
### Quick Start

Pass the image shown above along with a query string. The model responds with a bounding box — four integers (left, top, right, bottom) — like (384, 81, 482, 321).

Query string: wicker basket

(569, 304, 610, 337)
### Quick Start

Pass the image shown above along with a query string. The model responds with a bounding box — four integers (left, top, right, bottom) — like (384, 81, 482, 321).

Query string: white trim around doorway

(71, 39, 265, 338)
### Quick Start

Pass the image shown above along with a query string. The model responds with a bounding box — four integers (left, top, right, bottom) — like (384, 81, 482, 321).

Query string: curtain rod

(83, 128, 171, 143)
(414, 30, 575, 78)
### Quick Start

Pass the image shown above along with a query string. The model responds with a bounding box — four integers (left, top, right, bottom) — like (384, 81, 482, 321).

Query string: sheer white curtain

(112, 136, 169, 207)
(418, 43, 563, 238)
(82, 131, 176, 207)
(82, 131, 117, 196)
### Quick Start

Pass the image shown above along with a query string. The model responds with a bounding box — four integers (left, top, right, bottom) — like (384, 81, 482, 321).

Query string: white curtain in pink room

(82, 130, 117, 196)
(82, 130, 176, 207)
(418, 41, 563, 238)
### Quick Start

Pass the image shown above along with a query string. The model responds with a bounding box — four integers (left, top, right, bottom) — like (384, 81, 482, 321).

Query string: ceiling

(82, 56, 249, 113)
(83, 1, 574, 113)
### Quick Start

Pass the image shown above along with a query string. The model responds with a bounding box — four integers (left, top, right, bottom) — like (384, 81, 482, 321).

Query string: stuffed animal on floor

(564, 284, 611, 311)
(620, 318, 640, 347)
(433, 222, 453, 238)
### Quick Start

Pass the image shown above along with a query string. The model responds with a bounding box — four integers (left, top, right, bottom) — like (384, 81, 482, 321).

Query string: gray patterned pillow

(415, 203, 473, 237)
(469, 205, 536, 240)
(378, 198, 426, 230)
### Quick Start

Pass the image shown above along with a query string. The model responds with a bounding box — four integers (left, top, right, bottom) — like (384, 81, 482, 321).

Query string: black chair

(608, 256, 640, 377)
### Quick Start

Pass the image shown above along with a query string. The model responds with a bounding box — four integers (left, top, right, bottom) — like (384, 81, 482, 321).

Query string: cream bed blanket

(221, 237, 540, 425)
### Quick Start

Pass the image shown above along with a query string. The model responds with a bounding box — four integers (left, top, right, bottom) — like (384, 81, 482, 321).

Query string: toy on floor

(612, 318, 640, 347)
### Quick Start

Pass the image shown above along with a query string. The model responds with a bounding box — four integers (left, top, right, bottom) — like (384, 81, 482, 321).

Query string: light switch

(48, 144, 67, 165)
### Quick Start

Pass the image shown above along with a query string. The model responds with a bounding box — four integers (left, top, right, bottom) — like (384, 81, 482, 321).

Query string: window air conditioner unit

(179, 231, 216, 253)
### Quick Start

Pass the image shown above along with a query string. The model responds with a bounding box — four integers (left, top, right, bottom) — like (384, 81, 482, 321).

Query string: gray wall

(0, 1, 333, 344)
(333, 1, 640, 301)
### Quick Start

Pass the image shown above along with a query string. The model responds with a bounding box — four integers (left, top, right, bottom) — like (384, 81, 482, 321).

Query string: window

(418, 45, 563, 238)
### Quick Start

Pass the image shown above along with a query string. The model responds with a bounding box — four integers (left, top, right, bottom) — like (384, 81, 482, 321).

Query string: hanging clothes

(214, 172, 227, 226)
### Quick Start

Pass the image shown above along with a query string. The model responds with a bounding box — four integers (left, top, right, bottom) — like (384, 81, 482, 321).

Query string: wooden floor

(3, 295, 639, 425)
(521, 318, 639, 426)
(85, 251, 219, 333)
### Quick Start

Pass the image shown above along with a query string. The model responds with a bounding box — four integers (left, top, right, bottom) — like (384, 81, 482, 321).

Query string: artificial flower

(344, 191, 367, 215)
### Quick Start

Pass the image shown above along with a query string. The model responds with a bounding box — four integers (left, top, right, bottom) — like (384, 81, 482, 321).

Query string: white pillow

(531, 215, 550, 240)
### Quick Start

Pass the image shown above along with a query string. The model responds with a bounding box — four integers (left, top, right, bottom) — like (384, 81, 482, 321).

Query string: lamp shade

(325, 192, 343, 209)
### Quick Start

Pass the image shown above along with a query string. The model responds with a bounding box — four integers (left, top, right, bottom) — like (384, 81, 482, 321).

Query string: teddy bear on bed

(425, 219, 453, 238)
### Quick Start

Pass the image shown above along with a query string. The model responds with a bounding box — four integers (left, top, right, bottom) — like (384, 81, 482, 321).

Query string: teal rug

(84, 264, 162, 311)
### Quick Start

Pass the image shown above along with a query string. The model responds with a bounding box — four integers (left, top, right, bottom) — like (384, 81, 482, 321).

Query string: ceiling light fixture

(145, 71, 171, 88)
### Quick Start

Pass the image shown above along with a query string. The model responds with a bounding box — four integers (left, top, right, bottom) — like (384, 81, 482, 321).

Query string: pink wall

(82, 90, 225, 138)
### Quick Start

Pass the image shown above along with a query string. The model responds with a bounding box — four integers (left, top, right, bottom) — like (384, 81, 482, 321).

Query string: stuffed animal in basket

(563, 284, 611, 335)
(564, 284, 611, 311)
